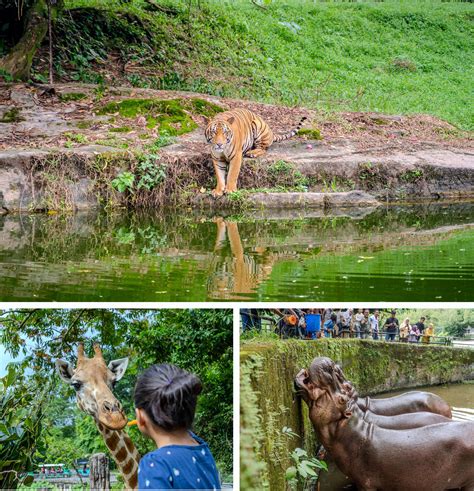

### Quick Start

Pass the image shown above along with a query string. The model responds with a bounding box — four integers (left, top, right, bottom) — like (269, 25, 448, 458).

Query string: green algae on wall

(240, 339, 474, 491)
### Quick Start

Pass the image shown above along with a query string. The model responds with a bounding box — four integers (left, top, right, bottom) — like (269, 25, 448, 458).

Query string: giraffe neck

(96, 421, 141, 490)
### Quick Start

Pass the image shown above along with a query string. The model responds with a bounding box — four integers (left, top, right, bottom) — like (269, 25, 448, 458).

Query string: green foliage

(97, 98, 195, 134)
(281, 426, 327, 489)
(112, 170, 135, 193)
(64, 132, 89, 145)
(0, 364, 47, 489)
(112, 154, 167, 194)
(50, 0, 474, 129)
(0, 68, 14, 82)
(286, 447, 327, 490)
(267, 160, 308, 191)
(400, 168, 424, 183)
(135, 154, 167, 190)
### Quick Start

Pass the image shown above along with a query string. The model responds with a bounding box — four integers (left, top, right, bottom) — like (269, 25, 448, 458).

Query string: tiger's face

(205, 120, 234, 154)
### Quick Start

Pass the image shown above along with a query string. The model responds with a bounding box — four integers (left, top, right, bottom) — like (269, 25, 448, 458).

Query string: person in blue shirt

(134, 363, 221, 490)
(323, 313, 337, 338)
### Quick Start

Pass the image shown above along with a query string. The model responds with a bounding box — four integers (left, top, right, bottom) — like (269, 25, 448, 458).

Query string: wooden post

(89, 453, 110, 491)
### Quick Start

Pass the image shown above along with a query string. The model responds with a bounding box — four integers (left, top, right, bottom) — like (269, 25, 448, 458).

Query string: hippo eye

(72, 381, 82, 391)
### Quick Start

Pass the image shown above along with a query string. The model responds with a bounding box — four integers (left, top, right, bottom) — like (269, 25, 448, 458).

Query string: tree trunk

(0, 0, 48, 80)
(89, 453, 110, 491)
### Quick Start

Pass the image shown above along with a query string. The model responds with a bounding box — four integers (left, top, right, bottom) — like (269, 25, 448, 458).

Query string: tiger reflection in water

(207, 217, 298, 300)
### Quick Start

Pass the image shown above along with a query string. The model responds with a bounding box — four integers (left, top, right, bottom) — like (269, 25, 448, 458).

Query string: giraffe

(56, 343, 140, 490)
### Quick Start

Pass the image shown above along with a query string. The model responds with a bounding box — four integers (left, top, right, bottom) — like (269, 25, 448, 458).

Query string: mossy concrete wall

(240, 339, 474, 491)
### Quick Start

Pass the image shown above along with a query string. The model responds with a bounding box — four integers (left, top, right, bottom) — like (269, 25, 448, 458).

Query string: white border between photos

(1, 300, 473, 491)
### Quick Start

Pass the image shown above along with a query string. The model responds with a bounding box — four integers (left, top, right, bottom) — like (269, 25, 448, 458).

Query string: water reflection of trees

(0, 201, 473, 299)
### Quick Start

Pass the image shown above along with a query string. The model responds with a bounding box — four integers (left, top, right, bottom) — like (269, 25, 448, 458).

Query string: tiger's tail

(273, 116, 307, 143)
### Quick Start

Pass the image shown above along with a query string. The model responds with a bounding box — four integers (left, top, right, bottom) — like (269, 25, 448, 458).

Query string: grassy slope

(56, 1, 473, 129)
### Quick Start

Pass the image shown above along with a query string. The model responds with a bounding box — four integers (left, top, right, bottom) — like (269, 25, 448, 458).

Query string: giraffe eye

(72, 381, 82, 391)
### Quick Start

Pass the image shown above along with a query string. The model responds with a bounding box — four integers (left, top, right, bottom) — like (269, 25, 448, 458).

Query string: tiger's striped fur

(204, 108, 307, 196)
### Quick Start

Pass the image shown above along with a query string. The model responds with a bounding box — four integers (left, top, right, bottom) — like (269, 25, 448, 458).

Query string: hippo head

(307, 357, 358, 400)
(295, 358, 354, 426)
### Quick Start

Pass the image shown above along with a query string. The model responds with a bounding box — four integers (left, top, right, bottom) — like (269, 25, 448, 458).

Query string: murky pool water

(0, 202, 473, 301)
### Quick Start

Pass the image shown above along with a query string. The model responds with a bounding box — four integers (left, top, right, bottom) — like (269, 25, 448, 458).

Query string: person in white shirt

(354, 309, 364, 339)
(369, 310, 380, 340)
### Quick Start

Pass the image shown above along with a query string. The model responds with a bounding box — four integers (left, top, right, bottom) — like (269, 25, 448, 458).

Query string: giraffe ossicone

(56, 343, 140, 490)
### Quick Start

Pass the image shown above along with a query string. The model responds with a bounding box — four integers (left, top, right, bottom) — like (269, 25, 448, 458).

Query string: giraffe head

(56, 343, 129, 430)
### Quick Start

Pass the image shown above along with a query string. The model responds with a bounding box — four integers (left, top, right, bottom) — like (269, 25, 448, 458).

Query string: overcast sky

(0, 345, 18, 377)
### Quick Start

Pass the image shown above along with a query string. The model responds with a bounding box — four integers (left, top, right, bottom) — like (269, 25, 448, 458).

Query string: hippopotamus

(295, 362, 474, 491)
(307, 356, 452, 419)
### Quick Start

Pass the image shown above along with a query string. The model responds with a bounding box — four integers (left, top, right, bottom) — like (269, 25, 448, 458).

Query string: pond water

(0, 201, 473, 301)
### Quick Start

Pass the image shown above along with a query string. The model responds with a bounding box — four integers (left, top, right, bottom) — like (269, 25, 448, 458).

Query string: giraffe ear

(56, 359, 74, 383)
(108, 357, 129, 382)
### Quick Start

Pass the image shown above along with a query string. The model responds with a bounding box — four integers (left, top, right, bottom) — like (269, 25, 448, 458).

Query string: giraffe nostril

(102, 401, 122, 413)
(103, 401, 113, 412)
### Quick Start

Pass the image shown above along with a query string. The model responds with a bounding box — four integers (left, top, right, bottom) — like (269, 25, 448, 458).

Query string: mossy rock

(96, 97, 224, 136)
(297, 128, 322, 140)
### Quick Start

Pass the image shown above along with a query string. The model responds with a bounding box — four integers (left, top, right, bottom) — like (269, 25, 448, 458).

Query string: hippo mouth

(294, 369, 311, 403)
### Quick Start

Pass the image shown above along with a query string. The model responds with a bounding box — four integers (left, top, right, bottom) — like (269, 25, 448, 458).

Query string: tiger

(204, 108, 307, 197)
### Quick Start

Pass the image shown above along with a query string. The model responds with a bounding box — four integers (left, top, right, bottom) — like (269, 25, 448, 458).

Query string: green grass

(59, 0, 473, 129)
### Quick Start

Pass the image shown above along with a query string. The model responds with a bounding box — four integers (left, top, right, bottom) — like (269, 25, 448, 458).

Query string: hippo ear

(336, 394, 352, 418)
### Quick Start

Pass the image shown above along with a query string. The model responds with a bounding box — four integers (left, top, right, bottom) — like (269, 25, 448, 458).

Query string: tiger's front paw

(211, 188, 225, 198)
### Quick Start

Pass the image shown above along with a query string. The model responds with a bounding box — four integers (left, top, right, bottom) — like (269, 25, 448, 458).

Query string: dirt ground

(0, 82, 472, 153)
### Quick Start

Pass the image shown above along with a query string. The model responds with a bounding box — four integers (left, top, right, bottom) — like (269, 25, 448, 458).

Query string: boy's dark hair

(134, 364, 202, 431)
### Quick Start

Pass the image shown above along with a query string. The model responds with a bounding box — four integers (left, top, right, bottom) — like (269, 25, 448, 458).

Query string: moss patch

(96, 97, 223, 136)
(0, 107, 24, 123)
(76, 120, 94, 129)
(297, 128, 322, 140)
(109, 126, 132, 133)
(59, 92, 87, 102)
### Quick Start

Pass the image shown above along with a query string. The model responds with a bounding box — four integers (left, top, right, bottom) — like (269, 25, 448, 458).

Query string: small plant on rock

(112, 171, 135, 193)
(282, 427, 327, 491)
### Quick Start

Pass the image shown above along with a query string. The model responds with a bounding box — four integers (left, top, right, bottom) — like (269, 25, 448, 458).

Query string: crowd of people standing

(241, 308, 436, 343)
